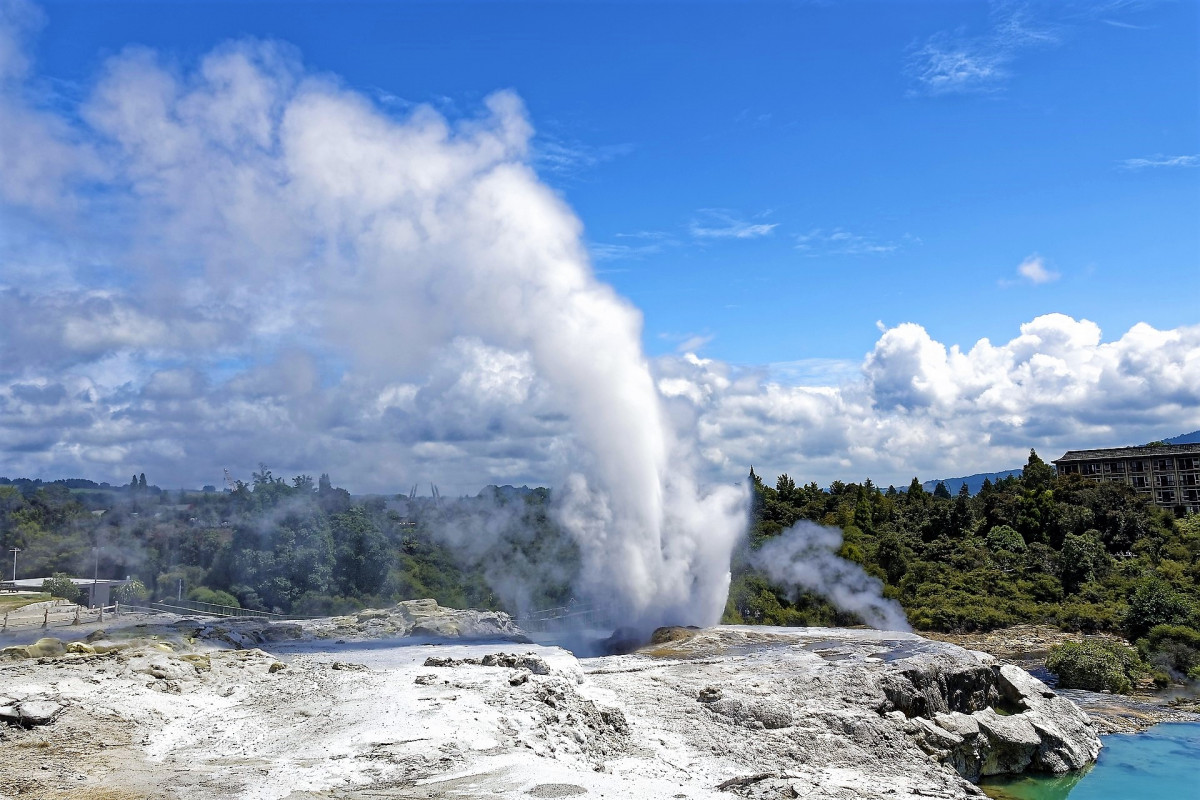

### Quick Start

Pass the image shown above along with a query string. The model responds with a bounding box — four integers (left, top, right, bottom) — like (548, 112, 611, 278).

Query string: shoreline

(923, 623, 1200, 734)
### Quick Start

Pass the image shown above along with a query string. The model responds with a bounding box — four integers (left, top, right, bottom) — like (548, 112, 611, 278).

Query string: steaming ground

(0, 602, 1121, 800)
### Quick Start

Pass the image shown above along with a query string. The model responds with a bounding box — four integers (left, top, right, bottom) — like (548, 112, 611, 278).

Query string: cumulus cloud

(657, 314, 1200, 488)
(1015, 254, 1059, 284)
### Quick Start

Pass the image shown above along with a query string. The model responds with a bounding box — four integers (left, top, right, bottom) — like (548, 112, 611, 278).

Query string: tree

(138, 473, 147, 490)
(933, 482, 952, 500)
(114, 578, 150, 604)
(42, 573, 81, 604)
(1022, 449, 1054, 492)
(1125, 578, 1194, 639)
(1060, 530, 1109, 594)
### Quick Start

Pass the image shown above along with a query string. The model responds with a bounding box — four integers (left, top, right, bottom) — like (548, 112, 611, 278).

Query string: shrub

(41, 573, 81, 604)
(114, 579, 150, 604)
(1140, 624, 1200, 678)
(986, 525, 1026, 553)
(187, 586, 240, 608)
(1046, 639, 1143, 694)
(1125, 578, 1194, 639)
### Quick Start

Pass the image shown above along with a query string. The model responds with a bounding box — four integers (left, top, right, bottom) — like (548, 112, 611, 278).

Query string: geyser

(45, 41, 749, 632)
(0, 24, 896, 637)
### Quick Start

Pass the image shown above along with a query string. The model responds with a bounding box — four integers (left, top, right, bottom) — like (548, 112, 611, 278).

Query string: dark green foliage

(1139, 625, 1200, 679)
(1124, 579, 1195, 640)
(1046, 640, 1143, 694)
(732, 453, 1200, 679)
(1060, 530, 1109, 593)
(1, 472, 576, 620)
(41, 573, 80, 603)
(985, 524, 1026, 553)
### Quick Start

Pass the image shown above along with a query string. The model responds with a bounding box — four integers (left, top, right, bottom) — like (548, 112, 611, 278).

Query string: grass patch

(0, 593, 51, 613)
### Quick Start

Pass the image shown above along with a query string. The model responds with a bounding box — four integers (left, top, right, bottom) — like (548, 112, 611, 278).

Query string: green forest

(726, 450, 1200, 687)
(2, 451, 1198, 686)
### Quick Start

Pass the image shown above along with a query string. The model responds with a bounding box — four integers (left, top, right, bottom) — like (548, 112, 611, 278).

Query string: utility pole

(9, 547, 18, 582)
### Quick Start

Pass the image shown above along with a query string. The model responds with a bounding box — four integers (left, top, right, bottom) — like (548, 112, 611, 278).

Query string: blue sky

(0, 0, 1197, 491)
(29, 0, 1197, 370)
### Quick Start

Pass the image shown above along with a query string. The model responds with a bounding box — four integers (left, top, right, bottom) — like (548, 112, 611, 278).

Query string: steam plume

(750, 521, 910, 632)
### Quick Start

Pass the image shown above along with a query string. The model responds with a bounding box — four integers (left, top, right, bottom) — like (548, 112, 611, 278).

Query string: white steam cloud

(750, 522, 910, 632)
(0, 6, 746, 631)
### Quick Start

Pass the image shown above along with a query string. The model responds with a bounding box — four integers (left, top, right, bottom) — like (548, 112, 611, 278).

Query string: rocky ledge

(0, 608, 1101, 800)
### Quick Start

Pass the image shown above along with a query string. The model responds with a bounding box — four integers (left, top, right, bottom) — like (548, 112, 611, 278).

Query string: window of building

(1182, 473, 1199, 487)
(1184, 490, 1200, 503)
(1082, 463, 1102, 475)
(1132, 476, 1148, 488)
(1108, 462, 1125, 474)
(1130, 461, 1145, 472)
(1155, 458, 1174, 471)
(1178, 458, 1199, 471)
(1156, 475, 1176, 487)
(1157, 490, 1176, 503)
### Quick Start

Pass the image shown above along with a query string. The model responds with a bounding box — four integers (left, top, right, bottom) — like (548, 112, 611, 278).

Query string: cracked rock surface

(0, 611, 1100, 800)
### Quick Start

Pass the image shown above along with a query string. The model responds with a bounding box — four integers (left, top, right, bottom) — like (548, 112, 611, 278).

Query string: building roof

(1054, 443, 1200, 463)
(5, 578, 129, 590)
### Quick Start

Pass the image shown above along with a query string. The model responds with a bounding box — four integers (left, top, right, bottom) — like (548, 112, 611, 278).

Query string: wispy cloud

(795, 228, 910, 257)
(1120, 154, 1199, 170)
(533, 136, 634, 176)
(689, 209, 777, 240)
(658, 331, 715, 354)
(907, 4, 1061, 96)
(589, 230, 680, 262)
(1015, 254, 1059, 285)
(589, 241, 664, 262)
(1100, 19, 1150, 30)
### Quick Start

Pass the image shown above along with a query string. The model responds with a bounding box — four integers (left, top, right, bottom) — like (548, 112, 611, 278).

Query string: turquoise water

(981, 722, 1200, 800)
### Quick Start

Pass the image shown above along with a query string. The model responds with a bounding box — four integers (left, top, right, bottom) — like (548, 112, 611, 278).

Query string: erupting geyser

(0, 31, 895, 636)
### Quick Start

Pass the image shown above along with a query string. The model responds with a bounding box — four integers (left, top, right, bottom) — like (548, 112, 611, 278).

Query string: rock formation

(0, 603, 1102, 800)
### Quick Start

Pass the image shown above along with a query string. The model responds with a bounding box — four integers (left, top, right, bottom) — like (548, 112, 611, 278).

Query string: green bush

(1046, 639, 1143, 694)
(986, 525, 1026, 553)
(187, 586, 240, 608)
(1140, 624, 1200, 677)
(1125, 579, 1194, 639)
(114, 578, 150, 604)
(41, 573, 81, 604)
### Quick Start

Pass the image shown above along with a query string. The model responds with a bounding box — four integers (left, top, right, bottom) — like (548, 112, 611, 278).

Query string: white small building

(3, 577, 129, 608)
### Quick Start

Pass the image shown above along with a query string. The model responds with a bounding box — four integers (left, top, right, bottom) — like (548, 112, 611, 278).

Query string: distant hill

(1166, 430, 1200, 444)
(922, 470, 1023, 497)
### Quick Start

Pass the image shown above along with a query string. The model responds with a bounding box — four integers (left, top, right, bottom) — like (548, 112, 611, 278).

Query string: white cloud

(908, 5, 1061, 96)
(657, 314, 1200, 488)
(1120, 154, 1199, 170)
(795, 228, 904, 256)
(1015, 254, 1060, 284)
(689, 209, 777, 239)
(533, 136, 633, 176)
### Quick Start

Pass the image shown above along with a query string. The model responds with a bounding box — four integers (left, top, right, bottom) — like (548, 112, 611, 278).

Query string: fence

(518, 602, 611, 633)
(1, 600, 123, 633)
